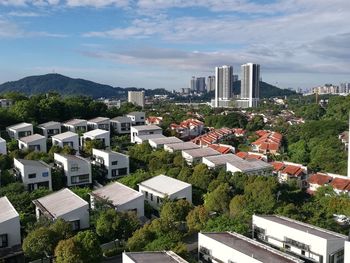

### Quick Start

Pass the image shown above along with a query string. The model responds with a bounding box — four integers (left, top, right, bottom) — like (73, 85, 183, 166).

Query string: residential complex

(237, 63, 260, 108)
(214, 65, 233, 107)
(128, 91, 145, 108)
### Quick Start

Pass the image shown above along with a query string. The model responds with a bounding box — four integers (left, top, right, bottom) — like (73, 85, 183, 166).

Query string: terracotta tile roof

(252, 130, 282, 152)
(236, 152, 248, 159)
(271, 161, 284, 171)
(282, 165, 304, 177)
(146, 116, 162, 124)
(209, 144, 232, 154)
(308, 173, 332, 185)
(330, 178, 350, 191)
(235, 152, 263, 160)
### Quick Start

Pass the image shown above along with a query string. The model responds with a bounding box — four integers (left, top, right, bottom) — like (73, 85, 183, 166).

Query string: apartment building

(163, 142, 200, 153)
(122, 251, 188, 263)
(181, 147, 220, 165)
(148, 136, 183, 149)
(126, 112, 146, 126)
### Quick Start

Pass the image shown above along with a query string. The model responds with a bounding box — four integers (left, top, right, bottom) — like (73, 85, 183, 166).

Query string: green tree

(186, 206, 209, 233)
(74, 230, 102, 263)
(22, 227, 56, 259)
(204, 183, 231, 214)
(55, 238, 83, 263)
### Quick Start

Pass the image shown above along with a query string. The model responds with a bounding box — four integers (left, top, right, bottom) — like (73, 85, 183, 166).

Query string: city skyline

(0, 0, 350, 90)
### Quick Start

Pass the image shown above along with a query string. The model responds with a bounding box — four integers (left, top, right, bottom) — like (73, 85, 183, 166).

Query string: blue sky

(0, 0, 349, 90)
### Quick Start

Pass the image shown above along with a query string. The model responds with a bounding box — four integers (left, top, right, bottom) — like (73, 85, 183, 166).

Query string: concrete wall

(19, 137, 47, 153)
(52, 133, 79, 151)
(59, 204, 90, 230)
(0, 213, 21, 248)
(0, 138, 7, 154)
(117, 195, 145, 217)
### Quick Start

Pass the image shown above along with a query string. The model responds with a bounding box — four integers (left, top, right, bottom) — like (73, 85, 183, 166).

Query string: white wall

(345, 241, 350, 263)
(59, 204, 90, 229)
(117, 195, 144, 217)
(130, 126, 162, 143)
(19, 137, 47, 153)
(122, 253, 135, 263)
(0, 138, 7, 154)
(7, 124, 33, 140)
(92, 149, 129, 179)
(0, 213, 21, 248)
(41, 124, 61, 138)
(52, 134, 79, 151)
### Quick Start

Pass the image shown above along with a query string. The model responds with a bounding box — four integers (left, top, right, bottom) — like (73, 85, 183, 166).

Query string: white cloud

(7, 11, 42, 16)
(65, 0, 129, 8)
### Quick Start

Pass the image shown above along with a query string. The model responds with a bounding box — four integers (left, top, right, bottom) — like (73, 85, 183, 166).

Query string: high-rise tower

(241, 63, 260, 108)
(214, 65, 233, 107)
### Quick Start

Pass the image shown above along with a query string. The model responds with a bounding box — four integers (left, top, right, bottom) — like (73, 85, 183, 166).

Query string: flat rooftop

(83, 129, 109, 137)
(16, 158, 50, 168)
(92, 148, 128, 158)
(38, 121, 61, 128)
(111, 116, 131, 122)
(34, 188, 88, 218)
(64, 119, 86, 126)
(164, 142, 200, 151)
(255, 215, 347, 240)
(136, 134, 165, 141)
(182, 147, 221, 158)
(55, 153, 89, 163)
(0, 196, 19, 223)
(87, 117, 110, 123)
(92, 182, 142, 206)
(19, 133, 45, 143)
(139, 174, 191, 196)
(149, 136, 183, 145)
(52, 131, 78, 140)
(124, 251, 188, 263)
(203, 153, 241, 166)
(132, 125, 162, 132)
(202, 232, 303, 263)
(227, 158, 272, 172)
(127, 111, 144, 116)
(7, 122, 32, 130)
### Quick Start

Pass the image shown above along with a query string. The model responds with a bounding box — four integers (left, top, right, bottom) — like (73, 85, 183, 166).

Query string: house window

(42, 172, 49, 177)
(150, 131, 154, 134)
(145, 191, 148, 199)
(71, 174, 90, 184)
(111, 169, 117, 177)
(28, 173, 36, 179)
(111, 160, 118, 166)
(157, 196, 161, 204)
(150, 193, 153, 201)
(118, 168, 128, 176)
(0, 234, 8, 248)
(71, 220, 80, 231)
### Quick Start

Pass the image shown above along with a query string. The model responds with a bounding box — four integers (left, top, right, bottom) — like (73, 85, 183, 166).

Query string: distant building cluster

(309, 83, 350, 95)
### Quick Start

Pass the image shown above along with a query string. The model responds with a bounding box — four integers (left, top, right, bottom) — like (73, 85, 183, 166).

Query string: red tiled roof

(282, 165, 304, 177)
(236, 152, 248, 159)
(330, 177, 350, 191)
(209, 144, 232, 154)
(271, 161, 284, 171)
(308, 173, 332, 185)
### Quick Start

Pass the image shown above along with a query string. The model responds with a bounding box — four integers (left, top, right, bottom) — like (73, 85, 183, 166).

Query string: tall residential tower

(214, 65, 233, 107)
(240, 63, 260, 108)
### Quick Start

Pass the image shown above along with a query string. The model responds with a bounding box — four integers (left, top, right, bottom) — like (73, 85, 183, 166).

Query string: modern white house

(81, 129, 110, 149)
(87, 117, 110, 131)
(198, 232, 304, 263)
(122, 251, 188, 263)
(54, 153, 92, 187)
(345, 241, 350, 263)
(38, 121, 61, 138)
(252, 215, 347, 263)
(225, 158, 273, 176)
(126, 112, 145, 126)
(0, 197, 22, 261)
(134, 134, 166, 144)
(181, 147, 220, 165)
(163, 141, 200, 153)
(130, 125, 162, 143)
(90, 182, 144, 217)
(18, 134, 47, 153)
(272, 161, 308, 188)
(52, 131, 79, 152)
(14, 158, 52, 191)
(63, 119, 87, 133)
(6, 122, 33, 140)
(138, 174, 192, 209)
(110, 116, 132, 134)
(202, 153, 242, 169)
(148, 136, 183, 149)
(0, 137, 6, 155)
(91, 149, 129, 179)
(33, 188, 89, 230)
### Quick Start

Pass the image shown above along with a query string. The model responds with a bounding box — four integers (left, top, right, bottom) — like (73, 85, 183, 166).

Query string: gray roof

(127, 111, 145, 116)
(54, 153, 89, 163)
(0, 196, 19, 223)
(83, 129, 109, 137)
(255, 215, 347, 240)
(7, 122, 32, 130)
(64, 119, 86, 126)
(132, 125, 162, 132)
(111, 116, 132, 123)
(202, 232, 304, 263)
(92, 148, 129, 158)
(34, 188, 88, 218)
(139, 174, 191, 195)
(92, 182, 142, 206)
(0, 137, 6, 143)
(227, 158, 273, 172)
(15, 159, 50, 168)
(136, 134, 166, 141)
(149, 137, 183, 145)
(124, 251, 188, 263)
(52, 131, 78, 140)
(19, 133, 45, 143)
(182, 147, 220, 158)
(38, 121, 61, 129)
(164, 142, 200, 151)
(87, 117, 110, 123)
(203, 153, 242, 166)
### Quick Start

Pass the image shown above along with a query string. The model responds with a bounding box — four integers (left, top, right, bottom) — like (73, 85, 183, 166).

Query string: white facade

(63, 119, 87, 133)
(54, 153, 92, 187)
(138, 174, 192, 209)
(90, 182, 144, 217)
(6, 122, 33, 140)
(38, 121, 61, 138)
(252, 215, 347, 263)
(148, 136, 183, 149)
(110, 116, 132, 134)
(34, 188, 89, 230)
(198, 232, 303, 263)
(52, 131, 79, 152)
(0, 197, 21, 252)
(130, 125, 162, 143)
(14, 158, 52, 191)
(0, 99, 13, 108)
(134, 134, 165, 144)
(164, 142, 200, 153)
(181, 148, 220, 165)
(18, 134, 47, 153)
(81, 129, 110, 149)
(0, 137, 6, 155)
(122, 251, 188, 263)
(128, 91, 145, 108)
(92, 149, 129, 179)
(126, 112, 146, 126)
(214, 65, 233, 107)
(241, 63, 260, 108)
(87, 117, 110, 131)
(226, 159, 273, 176)
(345, 241, 350, 263)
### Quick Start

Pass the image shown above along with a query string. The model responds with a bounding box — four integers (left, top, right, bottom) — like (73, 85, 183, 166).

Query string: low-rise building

(251, 130, 282, 154)
(6, 122, 33, 140)
(131, 125, 162, 143)
(33, 188, 89, 230)
(138, 174, 192, 209)
(134, 134, 165, 144)
(63, 119, 87, 133)
(0, 197, 22, 262)
(181, 147, 220, 165)
(0, 99, 13, 108)
(199, 232, 304, 263)
(148, 136, 183, 149)
(126, 112, 146, 126)
(272, 161, 308, 188)
(208, 143, 235, 154)
(146, 116, 163, 125)
(170, 119, 204, 139)
(87, 117, 110, 131)
(226, 157, 273, 176)
(252, 215, 347, 263)
(14, 158, 52, 191)
(54, 153, 92, 187)
(110, 116, 132, 134)
(38, 121, 61, 138)
(18, 134, 47, 152)
(236, 151, 268, 162)
(52, 131, 79, 152)
(90, 182, 144, 217)
(122, 251, 188, 263)
(81, 129, 110, 149)
(192, 127, 234, 146)
(163, 142, 200, 153)
(0, 137, 6, 155)
(92, 149, 129, 179)
(202, 153, 241, 169)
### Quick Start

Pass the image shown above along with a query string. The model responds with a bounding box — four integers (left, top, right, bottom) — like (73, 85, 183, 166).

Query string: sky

(0, 0, 349, 91)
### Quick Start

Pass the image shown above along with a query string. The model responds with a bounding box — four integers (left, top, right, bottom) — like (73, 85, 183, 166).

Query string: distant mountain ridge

(0, 73, 296, 99)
